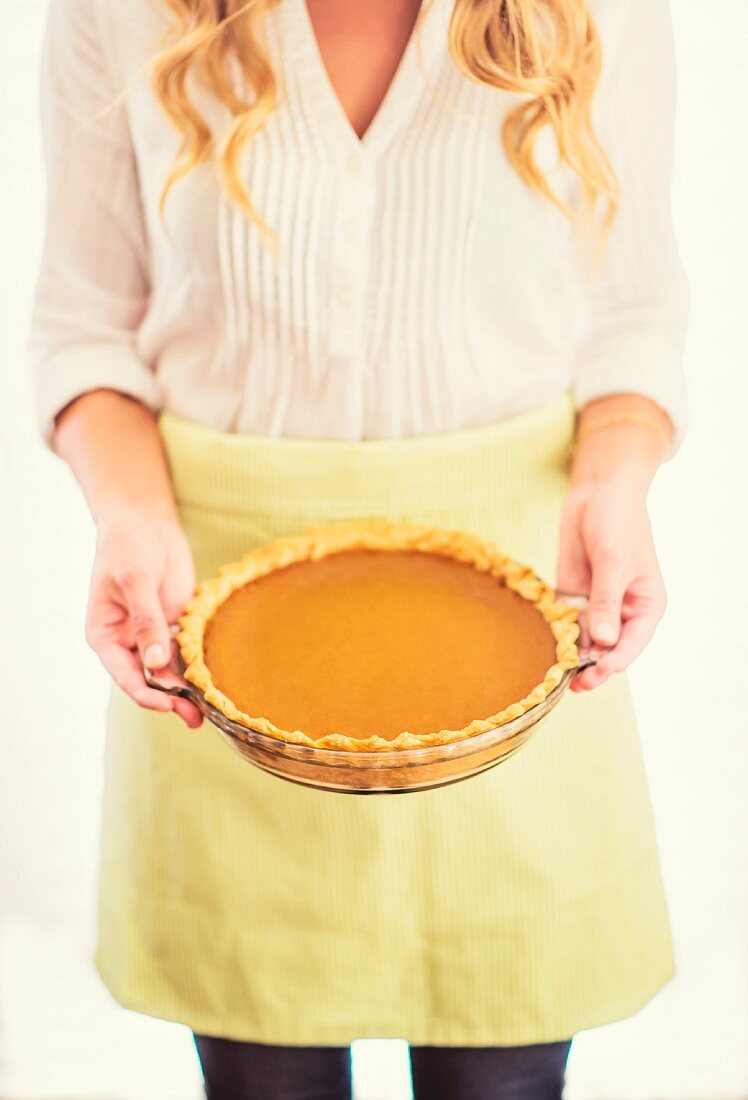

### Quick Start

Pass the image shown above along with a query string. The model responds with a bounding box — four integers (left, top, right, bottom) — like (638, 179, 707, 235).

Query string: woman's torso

(108, 0, 622, 440)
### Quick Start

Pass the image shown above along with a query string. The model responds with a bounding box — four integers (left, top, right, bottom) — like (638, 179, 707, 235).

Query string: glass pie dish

(144, 591, 603, 795)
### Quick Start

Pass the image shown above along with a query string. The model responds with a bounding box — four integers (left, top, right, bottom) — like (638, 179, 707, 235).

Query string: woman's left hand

(555, 474, 668, 693)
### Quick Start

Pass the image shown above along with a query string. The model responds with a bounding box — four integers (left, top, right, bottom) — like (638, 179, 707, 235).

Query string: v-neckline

(284, 0, 448, 159)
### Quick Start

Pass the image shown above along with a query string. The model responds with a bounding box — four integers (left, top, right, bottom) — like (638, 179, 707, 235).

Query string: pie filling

(202, 548, 558, 741)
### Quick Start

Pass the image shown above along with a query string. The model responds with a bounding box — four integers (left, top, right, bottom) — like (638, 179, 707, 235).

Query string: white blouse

(29, 0, 690, 455)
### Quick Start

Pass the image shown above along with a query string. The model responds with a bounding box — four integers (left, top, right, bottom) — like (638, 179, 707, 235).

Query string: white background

(2, 1, 747, 1097)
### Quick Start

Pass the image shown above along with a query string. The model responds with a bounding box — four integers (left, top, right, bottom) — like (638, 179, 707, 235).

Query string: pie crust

(176, 519, 581, 751)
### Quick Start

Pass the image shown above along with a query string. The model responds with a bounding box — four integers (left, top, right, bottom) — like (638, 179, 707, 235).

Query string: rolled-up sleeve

(28, 0, 161, 452)
(572, 0, 690, 459)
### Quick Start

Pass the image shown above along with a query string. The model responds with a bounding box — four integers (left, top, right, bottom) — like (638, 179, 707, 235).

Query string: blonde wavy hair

(151, 0, 619, 257)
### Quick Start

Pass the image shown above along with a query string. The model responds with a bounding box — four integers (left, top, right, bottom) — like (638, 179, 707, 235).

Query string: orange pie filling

(177, 522, 581, 750)
(196, 547, 564, 744)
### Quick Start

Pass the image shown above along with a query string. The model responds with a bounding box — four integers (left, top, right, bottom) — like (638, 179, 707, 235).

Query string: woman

(29, 0, 689, 1096)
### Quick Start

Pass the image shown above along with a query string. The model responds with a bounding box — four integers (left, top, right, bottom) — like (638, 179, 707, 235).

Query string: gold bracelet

(568, 411, 672, 463)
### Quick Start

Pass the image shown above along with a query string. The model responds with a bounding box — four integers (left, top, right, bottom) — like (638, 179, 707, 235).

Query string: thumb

(113, 564, 171, 669)
(587, 550, 627, 647)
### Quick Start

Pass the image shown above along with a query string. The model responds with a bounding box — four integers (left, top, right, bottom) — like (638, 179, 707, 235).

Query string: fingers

(586, 548, 628, 647)
(98, 641, 203, 727)
(572, 586, 665, 692)
(595, 614, 658, 676)
(85, 524, 201, 728)
(173, 697, 204, 729)
(113, 564, 171, 669)
(97, 641, 174, 711)
(559, 483, 667, 693)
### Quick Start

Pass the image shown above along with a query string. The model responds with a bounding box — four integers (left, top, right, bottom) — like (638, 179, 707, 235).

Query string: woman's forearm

(569, 392, 674, 492)
(558, 391, 674, 691)
(52, 388, 202, 725)
(52, 389, 179, 526)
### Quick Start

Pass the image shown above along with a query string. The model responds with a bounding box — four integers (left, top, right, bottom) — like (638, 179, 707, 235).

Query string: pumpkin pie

(176, 519, 581, 751)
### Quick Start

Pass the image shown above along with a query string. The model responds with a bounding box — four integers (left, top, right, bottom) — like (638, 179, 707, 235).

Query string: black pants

(193, 1033, 573, 1100)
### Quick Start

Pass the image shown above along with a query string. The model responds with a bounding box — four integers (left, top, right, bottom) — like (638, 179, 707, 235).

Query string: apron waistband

(157, 391, 575, 516)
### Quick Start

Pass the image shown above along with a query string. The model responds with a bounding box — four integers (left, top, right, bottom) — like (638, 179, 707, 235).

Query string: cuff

(572, 335, 689, 462)
(32, 343, 162, 453)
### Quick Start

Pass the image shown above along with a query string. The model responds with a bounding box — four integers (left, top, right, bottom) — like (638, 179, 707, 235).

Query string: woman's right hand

(85, 509, 203, 728)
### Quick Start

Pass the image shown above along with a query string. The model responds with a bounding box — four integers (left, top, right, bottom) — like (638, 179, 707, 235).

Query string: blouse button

(342, 216, 358, 240)
(345, 152, 363, 174)
(335, 288, 353, 308)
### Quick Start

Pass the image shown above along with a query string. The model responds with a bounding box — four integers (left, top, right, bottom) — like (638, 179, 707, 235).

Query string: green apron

(94, 390, 674, 1045)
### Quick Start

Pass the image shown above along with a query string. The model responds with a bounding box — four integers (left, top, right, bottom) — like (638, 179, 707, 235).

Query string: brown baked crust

(176, 518, 581, 751)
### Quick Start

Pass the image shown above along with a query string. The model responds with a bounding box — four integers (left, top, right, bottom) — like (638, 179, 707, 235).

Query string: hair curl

(151, 0, 619, 255)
